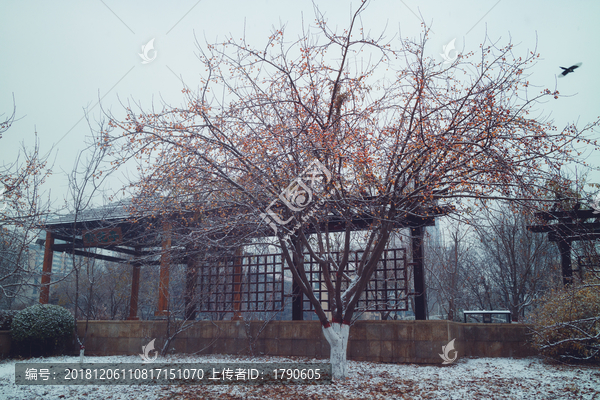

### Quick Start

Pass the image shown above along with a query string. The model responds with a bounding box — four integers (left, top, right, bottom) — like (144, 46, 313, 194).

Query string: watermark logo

(440, 38, 457, 64)
(439, 338, 458, 364)
(260, 160, 332, 238)
(0, 187, 7, 212)
(139, 38, 157, 64)
(591, 193, 600, 214)
(140, 338, 158, 362)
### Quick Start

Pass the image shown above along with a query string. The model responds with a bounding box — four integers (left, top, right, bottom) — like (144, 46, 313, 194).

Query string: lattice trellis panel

(195, 253, 285, 313)
(577, 255, 600, 275)
(302, 248, 408, 312)
(195, 248, 407, 314)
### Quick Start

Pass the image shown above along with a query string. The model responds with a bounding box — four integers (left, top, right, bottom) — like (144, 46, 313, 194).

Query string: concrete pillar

(39, 231, 54, 304)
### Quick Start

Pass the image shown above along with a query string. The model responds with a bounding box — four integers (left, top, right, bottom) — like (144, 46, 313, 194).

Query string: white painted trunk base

(322, 323, 350, 379)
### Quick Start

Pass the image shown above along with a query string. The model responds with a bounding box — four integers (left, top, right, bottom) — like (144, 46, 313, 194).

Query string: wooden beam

(534, 209, 599, 221)
(528, 222, 600, 234)
(56, 248, 128, 263)
(50, 234, 149, 257)
(548, 231, 600, 242)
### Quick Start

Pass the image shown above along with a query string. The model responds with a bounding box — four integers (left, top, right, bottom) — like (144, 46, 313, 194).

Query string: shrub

(528, 278, 600, 362)
(0, 309, 17, 330)
(11, 304, 75, 357)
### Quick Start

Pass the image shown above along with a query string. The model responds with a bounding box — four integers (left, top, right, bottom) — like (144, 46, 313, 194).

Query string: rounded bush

(11, 304, 75, 356)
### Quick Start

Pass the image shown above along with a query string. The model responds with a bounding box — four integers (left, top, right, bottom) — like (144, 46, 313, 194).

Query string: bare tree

(1, 97, 53, 308)
(474, 204, 560, 321)
(101, 3, 599, 377)
(54, 259, 131, 320)
(426, 221, 481, 320)
(57, 115, 120, 357)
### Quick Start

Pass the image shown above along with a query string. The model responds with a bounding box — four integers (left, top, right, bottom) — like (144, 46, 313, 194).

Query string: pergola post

(155, 221, 171, 317)
(184, 249, 198, 321)
(527, 209, 600, 286)
(411, 226, 427, 320)
(292, 236, 304, 320)
(231, 247, 243, 321)
(557, 238, 573, 285)
(127, 247, 142, 320)
(39, 231, 54, 304)
(292, 280, 304, 321)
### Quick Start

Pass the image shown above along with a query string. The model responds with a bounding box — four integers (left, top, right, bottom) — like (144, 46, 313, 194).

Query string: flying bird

(558, 62, 582, 77)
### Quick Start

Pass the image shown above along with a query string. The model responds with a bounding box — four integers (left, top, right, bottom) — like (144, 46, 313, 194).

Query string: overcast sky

(1, 0, 599, 209)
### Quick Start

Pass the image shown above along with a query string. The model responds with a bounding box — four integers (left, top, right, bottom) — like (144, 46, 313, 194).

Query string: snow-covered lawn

(1, 354, 598, 399)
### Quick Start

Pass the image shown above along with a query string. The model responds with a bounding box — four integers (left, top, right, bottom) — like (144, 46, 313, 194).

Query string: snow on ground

(0, 354, 598, 400)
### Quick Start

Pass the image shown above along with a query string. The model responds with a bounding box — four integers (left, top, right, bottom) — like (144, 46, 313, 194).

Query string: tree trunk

(322, 322, 350, 379)
(511, 304, 519, 322)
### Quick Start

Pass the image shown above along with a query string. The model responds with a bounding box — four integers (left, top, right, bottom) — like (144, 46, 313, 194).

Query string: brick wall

(73, 320, 537, 363)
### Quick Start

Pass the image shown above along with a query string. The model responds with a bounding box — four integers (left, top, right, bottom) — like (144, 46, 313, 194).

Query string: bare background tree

(1, 96, 53, 309)
(473, 203, 561, 321)
(426, 221, 480, 321)
(50, 115, 121, 357)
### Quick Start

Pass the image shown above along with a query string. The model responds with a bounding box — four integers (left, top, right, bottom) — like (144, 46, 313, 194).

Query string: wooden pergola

(527, 209, 600, 284)
(38, 202, 180, 319)
(38, 201, 450, 320)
